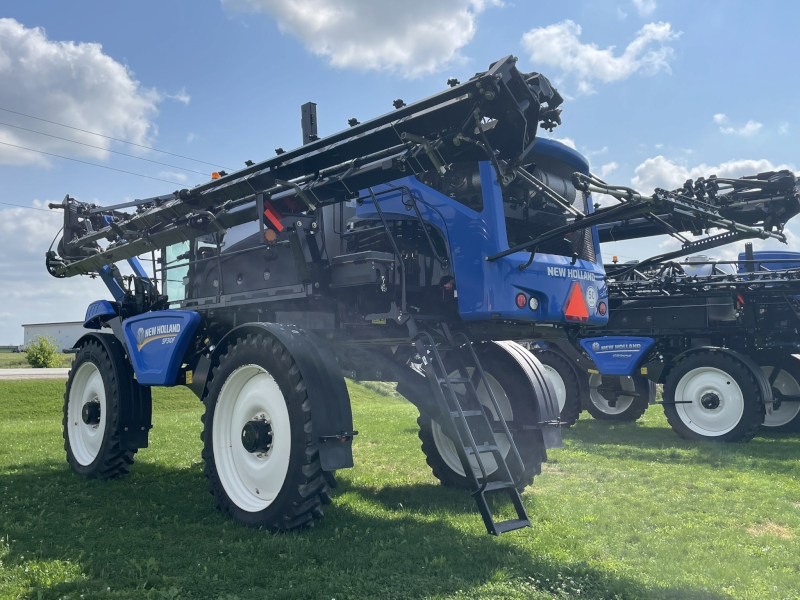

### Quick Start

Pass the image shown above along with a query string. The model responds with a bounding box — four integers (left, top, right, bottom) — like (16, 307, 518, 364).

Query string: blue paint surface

(356, 139, 608, 325)
(83, 300, 117, 329)
(122, 310, 200, 386)
(580, 336, 655, 376)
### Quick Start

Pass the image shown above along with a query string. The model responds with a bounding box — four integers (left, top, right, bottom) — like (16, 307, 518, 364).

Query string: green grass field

(0, 353, 74, 369)
(1, 380, 799, 600)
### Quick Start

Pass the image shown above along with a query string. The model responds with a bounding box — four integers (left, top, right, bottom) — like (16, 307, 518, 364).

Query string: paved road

(0, 368, 70, 380)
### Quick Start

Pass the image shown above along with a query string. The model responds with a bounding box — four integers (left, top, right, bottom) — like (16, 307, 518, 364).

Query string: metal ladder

(413, 325, 531, 535)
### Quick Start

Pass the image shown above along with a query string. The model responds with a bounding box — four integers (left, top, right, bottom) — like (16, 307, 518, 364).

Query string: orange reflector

(211, 172, 221, 179)
(564, 282, 589, 322)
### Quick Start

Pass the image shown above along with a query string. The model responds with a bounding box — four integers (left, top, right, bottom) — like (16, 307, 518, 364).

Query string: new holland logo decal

(135, 323, 181, 350)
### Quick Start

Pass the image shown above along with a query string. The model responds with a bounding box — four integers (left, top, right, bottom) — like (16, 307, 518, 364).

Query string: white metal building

(22, 321, 85, 352)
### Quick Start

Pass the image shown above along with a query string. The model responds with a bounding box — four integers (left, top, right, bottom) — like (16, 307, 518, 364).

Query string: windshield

(503, 154, 595, 263)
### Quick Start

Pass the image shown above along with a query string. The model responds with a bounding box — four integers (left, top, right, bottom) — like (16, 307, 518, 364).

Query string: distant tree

(25, 335, 61, 368)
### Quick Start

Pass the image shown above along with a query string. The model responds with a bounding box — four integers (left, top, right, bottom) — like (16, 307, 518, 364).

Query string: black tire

(201, 333, 335, 531)
(63, 339, 137, 479)
(534, 349, 582, 426)
(757, 355, 800, 433)
(585, 373, 650, 422)
(417, 352, 546, 492)
(663, 351, 765, 442)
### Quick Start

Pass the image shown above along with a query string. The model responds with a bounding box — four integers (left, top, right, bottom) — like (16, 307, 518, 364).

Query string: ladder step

(466, 444, 499, 455)
(492, 518, 531, 535)
(451, 410, 484, 418)
(437, 376, 471, 385)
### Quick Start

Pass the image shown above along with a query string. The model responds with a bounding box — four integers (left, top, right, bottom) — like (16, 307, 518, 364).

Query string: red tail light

(564, 282, 589, 322)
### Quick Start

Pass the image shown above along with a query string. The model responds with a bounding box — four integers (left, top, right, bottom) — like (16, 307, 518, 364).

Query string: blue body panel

(737, 250, 800, 272)
(122, 310, 201, 386)
(356, 140, 608, 326)
(580, 336, 656, 376)
(83, 300, 118, 329)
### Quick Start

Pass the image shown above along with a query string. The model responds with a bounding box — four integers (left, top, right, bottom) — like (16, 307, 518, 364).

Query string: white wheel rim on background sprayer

(588, 373, 635, 414)
(675, 366, 745, 436)
(432, 369, 512, 478)
(213, 365, 291, 512)
(67, 361, 107, 466)
(761, 366, 800, 427)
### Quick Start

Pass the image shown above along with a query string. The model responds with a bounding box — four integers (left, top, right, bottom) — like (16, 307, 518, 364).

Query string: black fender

(73, 332, 153, 450)
(660, 346, 773, 404)
(529, 338, 593, 408)
(205, 322, 354, 471)
(484, 341, 563, 449)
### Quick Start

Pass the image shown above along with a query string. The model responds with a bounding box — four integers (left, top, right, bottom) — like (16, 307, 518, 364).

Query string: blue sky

(0, 0, 797, 343)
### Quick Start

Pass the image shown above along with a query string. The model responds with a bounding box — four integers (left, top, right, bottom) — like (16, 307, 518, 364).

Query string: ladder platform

(480, 480, 517, 493)
(492, 518, 532, 535)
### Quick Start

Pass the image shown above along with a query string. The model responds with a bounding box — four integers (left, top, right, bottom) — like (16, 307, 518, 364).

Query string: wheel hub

(81, 399, 101, 426)
(700, 392, 721, 410)
(241, 418, 273, 456)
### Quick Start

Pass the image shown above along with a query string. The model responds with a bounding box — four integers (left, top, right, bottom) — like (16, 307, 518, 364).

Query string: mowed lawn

(1, 380, 799, 600)
(0, 353, 74, 369)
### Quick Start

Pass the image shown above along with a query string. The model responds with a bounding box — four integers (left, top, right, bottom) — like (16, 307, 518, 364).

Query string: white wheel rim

(212, 364, 291, 512)
(543, 365, 567, 412)
(674, 366, 745, 436)
(588, 373, 635, 414)
(761, 366, 800, 427)
(67, 361, 107, 466)
(431, 369, 512, 478)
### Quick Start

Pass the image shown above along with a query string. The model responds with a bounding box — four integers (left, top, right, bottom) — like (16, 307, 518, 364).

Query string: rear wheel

(663, 351, 765, 442)
(535, 350, 581, 426)
(586, 373, 650, 422)
(201, 334, 335, 531)
(759, 356, 800, 433)
(63, 340, 136, 479)
(418, 353, 546, 492)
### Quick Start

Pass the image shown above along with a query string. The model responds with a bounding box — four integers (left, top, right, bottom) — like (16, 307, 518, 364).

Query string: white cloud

(222, 0, 498, 78)
(548, 136, 576, 149)
(521, 20, 679, 95)
(158, 171, 188, 182)
(0, 18, 161, 166)
(632, 0, 656, 16)
(779, 122, 789, 135)
(631, 156, 796, 193)
(187, 132, 197, 144)
(166, 87, 191, 104)
(713, 113, 763, 137)
(617, 7, 628, 20)
(599, 162, 619, 179)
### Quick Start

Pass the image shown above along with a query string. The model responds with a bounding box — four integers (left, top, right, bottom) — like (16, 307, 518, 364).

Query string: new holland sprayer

(527, 171, 800, 441)
(45, 55, 788, 535)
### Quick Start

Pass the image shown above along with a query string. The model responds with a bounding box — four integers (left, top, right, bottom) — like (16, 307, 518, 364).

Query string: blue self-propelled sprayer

(45, 55, 789, 535)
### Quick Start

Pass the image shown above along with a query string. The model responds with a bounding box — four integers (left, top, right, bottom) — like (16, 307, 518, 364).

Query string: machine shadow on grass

(1, 461, 731, 600)
(562, 417, 800, 474)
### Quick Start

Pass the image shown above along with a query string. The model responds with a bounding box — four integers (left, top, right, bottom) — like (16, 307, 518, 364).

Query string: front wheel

(201, 333, 335, 531)
(663, 351, 765, 442)
(63, 339, 137, 479)
(585, 373, 650, 422)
